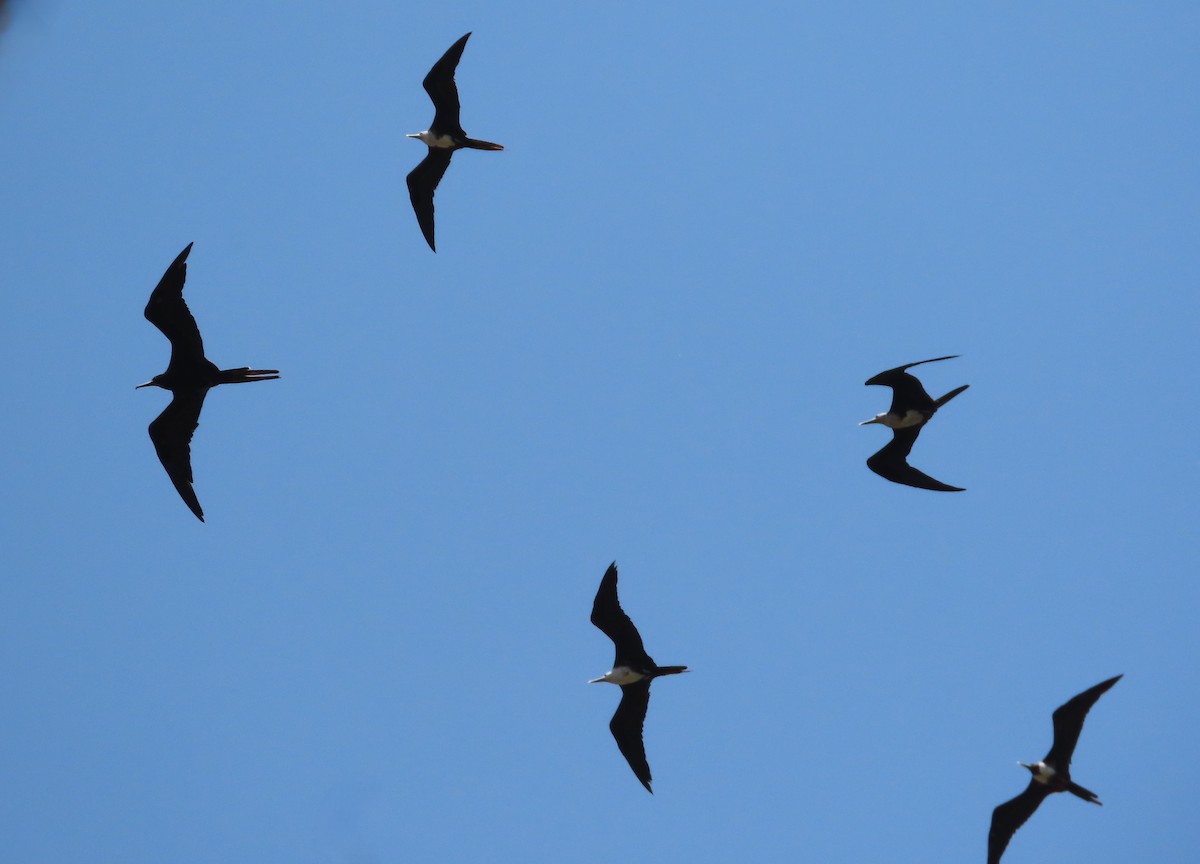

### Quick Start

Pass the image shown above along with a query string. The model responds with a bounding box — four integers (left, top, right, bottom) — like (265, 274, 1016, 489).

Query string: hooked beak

(1017, 762, 1035, 772)
(135, 381, 155, 389)
(405, 133, 419, 139)
(859, 415, 884, 426)
(587, 675, 606, 684)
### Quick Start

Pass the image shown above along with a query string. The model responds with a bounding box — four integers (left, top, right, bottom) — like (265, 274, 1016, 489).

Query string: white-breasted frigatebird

(406, 32, 503, 252)
(987, 675, 1121, 864)
(589, 562, 688, 793)
(137, 243, 279, 521)
(860, 355, 968, 491)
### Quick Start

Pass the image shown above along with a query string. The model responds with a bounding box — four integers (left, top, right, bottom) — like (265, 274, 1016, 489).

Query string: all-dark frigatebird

(987, 675, 1122, 864)
(406, 32, 503, 252)
(860, 355, 968, 491)
(589, 562, 688, 793)
(137, 243, 278, 522)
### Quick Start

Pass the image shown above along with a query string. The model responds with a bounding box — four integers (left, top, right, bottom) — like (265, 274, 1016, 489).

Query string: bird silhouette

(988, 675, 1122, 864)
(860, 355, 968, 491)
(406, 32, 504, 252)
(138, 243, 278, 521)
(589, 562, 688, 793)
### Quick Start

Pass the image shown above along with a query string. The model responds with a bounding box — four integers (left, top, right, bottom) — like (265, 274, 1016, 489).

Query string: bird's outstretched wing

(406, 149, 455, 252)
(144, 243, 207, 371)
(866, 427, 964, 492)
(1046, 675, 1122, 769)
(148, 389, 208, 522)
(988, 780, 1051, 864)
(865, 355, 958, 415)
(423, 32, 470, 137)
(591, 562, 654, 669)
(609, 679, 653, 793)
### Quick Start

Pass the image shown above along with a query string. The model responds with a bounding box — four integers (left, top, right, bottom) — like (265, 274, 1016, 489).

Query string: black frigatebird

(860, 355, 968, 491)
(406, 32, 503, 252)
(987, 674, 1122, 864)
(137, 243, 279, 522)
(589, 562, 688, 793)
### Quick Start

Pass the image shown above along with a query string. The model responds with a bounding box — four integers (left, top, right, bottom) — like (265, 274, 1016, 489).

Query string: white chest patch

(1032, 762, 1057, 783)
(604, 666, 646, 685)
(891, 409, 927, 429)
(417, 130, 457, 148)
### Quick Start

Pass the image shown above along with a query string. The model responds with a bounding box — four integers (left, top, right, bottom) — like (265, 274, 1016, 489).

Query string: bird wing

(406, 149, 455, 252)
(866, 427, 964, 492)
(591, 562, 655, 669)
(423, 32, 470, 137)
(609, 679, 653, 793)
(988, 780, 1051, 864)
(144, 243, 207, 372)
(1046, 675, 1122, 769)
(147, 389, 208, 522)
(865, 355, 958, 414)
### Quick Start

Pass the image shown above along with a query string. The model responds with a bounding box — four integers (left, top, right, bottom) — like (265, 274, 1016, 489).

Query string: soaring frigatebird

(406, 32, 504, 252)
(987, 675, 1122, 864)
(589, 562, 688, 793)
(860, 355, 968, 491)
(137, 243, 278, 521)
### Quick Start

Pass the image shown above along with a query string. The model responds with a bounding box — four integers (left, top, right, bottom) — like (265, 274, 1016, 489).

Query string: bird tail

(1067, 781, 1102, 805)
(652, 666, 689, 677)
(219, 367, 280, 384)
(460, 137, 504, 151)
(934, 384, 969, 409)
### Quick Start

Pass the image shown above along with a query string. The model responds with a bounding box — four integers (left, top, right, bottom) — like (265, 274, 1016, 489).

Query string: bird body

(589, 562, 688, 793)
(589, 666, 646, 686)
(987, 675, 1121, 864)
(862, 408, 928, 430)
(138, 243, 278, 522)
(861, 355, 968, 491)
(406, 32, 503, 251)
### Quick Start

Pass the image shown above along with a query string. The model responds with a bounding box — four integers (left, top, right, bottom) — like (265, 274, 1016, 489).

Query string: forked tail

(934, 384, 969, 409)
(1067, 781, 1102, 805)
(461, 137, 504, 151)
(219, 367, 280, 384)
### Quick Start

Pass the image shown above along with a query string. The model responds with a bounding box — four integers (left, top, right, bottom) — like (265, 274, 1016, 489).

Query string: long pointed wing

(609, 680, 653, 793)
(1046, 675, 1122, 769)
(866, 427, 964, 492)
(591, 562, 654, 669)
(144, 243, 207, 371)
(148, 389, 208, 522)
(988, 780, 1051, 864)
(423, 32, 470, 136)
(865, 356, 958, 414)
(406, 149, 454, 252)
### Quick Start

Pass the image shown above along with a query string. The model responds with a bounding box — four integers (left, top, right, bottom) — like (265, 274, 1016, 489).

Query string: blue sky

(1, 2, 1197, 862)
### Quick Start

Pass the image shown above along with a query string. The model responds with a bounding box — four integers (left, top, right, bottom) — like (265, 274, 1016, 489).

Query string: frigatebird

(406, 32, 504, 252)
(860, 355, 968, 491)
(987, 675, 1122, 864)
(137, 243, 278, 522)
(589, 562, 688, 793)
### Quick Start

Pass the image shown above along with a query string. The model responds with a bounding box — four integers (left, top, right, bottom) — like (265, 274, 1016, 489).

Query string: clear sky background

(2, 3, 1197, 862)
